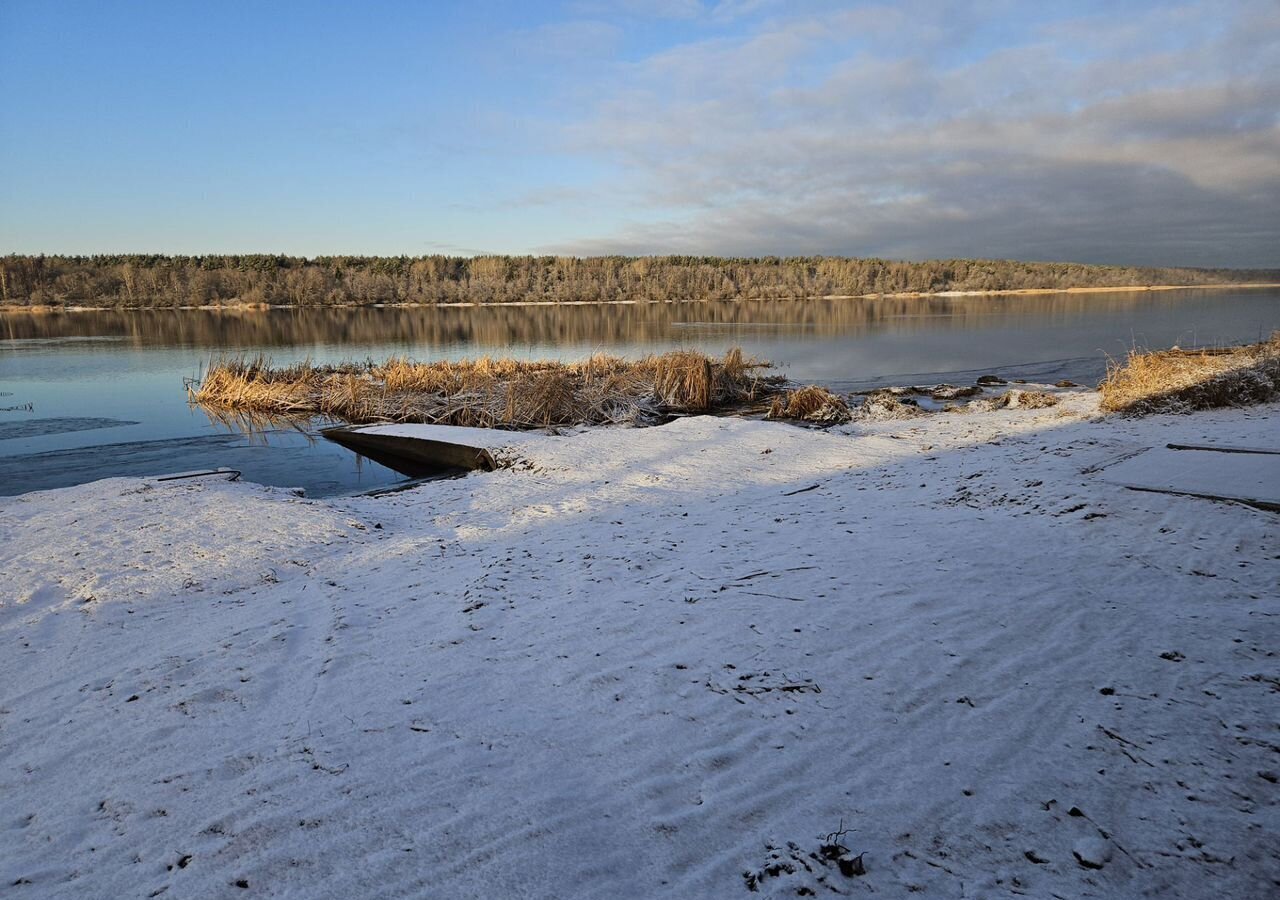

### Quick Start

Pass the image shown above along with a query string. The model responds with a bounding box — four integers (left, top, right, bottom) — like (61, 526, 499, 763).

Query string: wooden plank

(1166, 443, 1280, 456)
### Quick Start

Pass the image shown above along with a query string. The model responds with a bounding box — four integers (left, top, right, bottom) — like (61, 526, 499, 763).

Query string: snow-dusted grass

(1100, 335, 1280, 415)
(189, 349, 782, 428)
(1, 392, 1277, 898)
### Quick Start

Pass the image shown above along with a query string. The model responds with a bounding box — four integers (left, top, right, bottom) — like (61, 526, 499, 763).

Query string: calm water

(1, 288, 1276, 497)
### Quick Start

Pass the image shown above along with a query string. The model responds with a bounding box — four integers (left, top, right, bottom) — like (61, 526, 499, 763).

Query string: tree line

(2, 254, 1275, 308)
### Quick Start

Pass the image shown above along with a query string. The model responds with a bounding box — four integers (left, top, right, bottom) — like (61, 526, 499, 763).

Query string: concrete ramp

(1099, 444, 1280, 511)
(323, 424, 546, 477)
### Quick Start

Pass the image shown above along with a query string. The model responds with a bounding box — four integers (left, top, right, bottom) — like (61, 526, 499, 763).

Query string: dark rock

(837, 853, 865, 877)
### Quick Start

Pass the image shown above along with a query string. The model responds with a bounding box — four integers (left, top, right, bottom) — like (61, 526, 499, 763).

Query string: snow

(349, 422, 552, 455)
(2, 391, 1277, 899)
(1072, 837, 1115, 870)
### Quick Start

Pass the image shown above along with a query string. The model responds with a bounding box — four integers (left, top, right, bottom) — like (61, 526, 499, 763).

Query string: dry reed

(767, 386, 852, 424)
(855, 390, 929, 421)
(189, 349, 786, 429)
(1100, 335, 1280, 414)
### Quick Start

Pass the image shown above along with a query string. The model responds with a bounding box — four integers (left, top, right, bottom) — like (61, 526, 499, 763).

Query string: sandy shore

(1, 392, 1277, 898)
(850, 282, 1280, 300)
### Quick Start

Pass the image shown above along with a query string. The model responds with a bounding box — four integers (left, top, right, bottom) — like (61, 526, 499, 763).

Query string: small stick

(782, 484, 821, 496)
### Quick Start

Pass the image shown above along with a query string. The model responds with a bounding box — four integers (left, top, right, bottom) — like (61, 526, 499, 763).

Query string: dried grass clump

(965, 389, 1060, 412)
(767, 386, 852, 424)
(653, 351, 715, 410)
(1100, 335, 1280, 415)
(1010, 389, 1060, 409)
(189, 348, 782, 429)
(854, 390, 928, 421)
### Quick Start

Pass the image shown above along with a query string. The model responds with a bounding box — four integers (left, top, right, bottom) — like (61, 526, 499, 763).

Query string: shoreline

(2, 281, 1278, 314)
(2, 393, 1277, 896)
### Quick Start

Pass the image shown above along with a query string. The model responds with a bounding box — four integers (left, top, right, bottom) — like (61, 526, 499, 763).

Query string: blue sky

(1, 0, 1277, 265)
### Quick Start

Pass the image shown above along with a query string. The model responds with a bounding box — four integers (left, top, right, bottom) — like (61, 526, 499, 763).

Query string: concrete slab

(323, 423, 550, 476)
(1099, 445, 1280, 510)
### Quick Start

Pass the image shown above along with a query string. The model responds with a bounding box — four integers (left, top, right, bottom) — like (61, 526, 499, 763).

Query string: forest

(2, 254, 1276, 308)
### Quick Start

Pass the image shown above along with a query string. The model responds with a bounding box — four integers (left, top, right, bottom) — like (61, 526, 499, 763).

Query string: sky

(0, 0, 1277, 266)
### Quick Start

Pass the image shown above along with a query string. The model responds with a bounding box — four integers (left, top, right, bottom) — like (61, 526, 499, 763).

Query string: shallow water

(1, 288, 1276, 497)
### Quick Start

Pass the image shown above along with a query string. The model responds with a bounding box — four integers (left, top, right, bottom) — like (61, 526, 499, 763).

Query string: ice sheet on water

(0, 417, 140, 440)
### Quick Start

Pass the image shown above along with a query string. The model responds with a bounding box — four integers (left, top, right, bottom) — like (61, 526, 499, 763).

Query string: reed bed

(189, 349, 788, 429)
(1100, 334, 1280, 414)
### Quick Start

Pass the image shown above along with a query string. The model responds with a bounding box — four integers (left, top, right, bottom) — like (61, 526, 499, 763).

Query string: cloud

(419, 240, 500, 256)
(538, 0, 1280, 265)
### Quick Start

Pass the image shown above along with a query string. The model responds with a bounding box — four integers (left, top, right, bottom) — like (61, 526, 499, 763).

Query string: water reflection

(4, 290, 1273, 350)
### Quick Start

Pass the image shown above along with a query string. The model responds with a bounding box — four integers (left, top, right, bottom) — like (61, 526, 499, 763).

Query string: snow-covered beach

(2, 392, 1277, 899)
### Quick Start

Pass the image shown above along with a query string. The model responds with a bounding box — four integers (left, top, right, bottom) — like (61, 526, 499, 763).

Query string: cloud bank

(537, 1, 1280, 266)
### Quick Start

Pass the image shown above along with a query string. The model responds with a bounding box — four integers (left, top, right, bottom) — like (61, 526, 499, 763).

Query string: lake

(2, 288, 1276, 497)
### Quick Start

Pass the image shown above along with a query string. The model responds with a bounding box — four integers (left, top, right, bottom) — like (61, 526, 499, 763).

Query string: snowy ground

(1, 392, 1277, 899)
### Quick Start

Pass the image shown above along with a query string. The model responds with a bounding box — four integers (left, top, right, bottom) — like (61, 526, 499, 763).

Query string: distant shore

(2, 281, 1278, 314)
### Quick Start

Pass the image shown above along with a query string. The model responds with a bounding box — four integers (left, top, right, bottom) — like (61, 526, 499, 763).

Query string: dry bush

(190, 348, 783, 429)
(768, 386, 852, 424)
(1100, 335, 1280, 414)
(854, 390, 929, 421)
